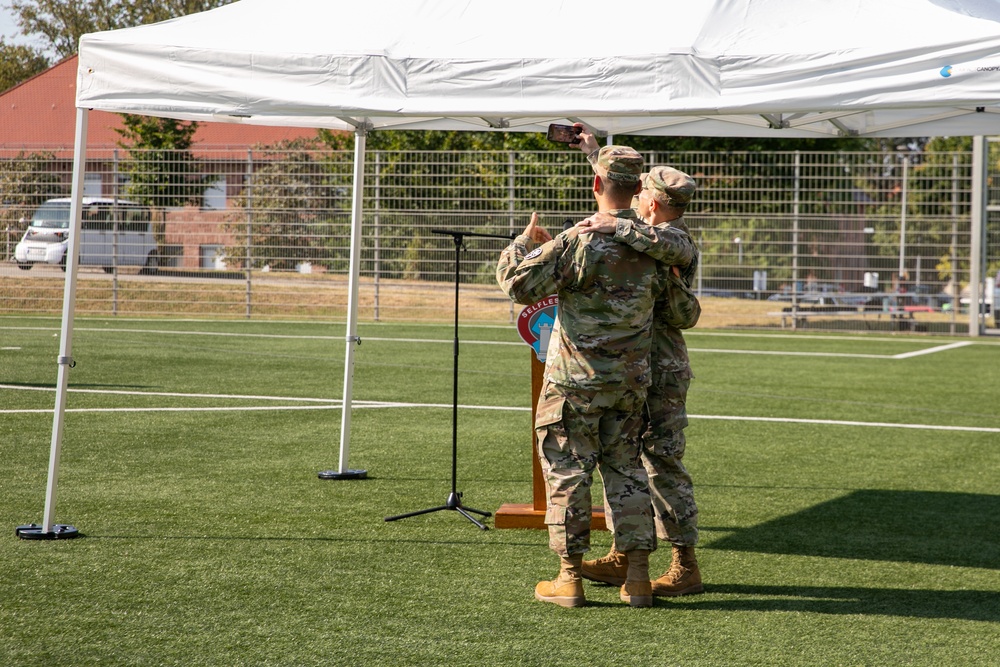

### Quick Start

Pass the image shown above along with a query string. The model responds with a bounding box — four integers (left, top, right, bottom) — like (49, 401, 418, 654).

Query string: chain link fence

(2, 145, 998, 333)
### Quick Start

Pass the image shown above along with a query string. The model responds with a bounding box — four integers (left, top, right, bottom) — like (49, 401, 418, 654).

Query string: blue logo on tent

(940, 66, 953, 77)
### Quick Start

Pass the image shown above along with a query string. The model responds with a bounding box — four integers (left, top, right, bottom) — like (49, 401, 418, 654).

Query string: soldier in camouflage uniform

(571, 127, 705, 597)
(496, 146, 663, 608)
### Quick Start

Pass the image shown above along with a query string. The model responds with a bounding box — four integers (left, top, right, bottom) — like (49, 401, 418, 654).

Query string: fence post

(112, 149, 119, 315)
(245, 150, 253, 319)
(791, 151, 801, 329)
(950, 155, 959, 334)
(969, 136, 987, 337)
(507, 150, 515, 323)
(898, 155, 909, 283)
(374, 152, 381, 322)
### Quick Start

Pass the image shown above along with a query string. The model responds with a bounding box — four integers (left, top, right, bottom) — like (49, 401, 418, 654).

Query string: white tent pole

(320, 127, 369, 480)
(339, 128, 366, 470)
(969, 135, 986, 338)
(42, 108, 89, 535)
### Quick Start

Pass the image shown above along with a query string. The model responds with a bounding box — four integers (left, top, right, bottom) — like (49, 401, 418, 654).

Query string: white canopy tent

(28, 0, 1000, 535)
(77, 0, 1000, 136)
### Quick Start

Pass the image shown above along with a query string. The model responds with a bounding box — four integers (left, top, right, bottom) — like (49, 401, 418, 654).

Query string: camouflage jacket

(613, 215, 700, 378)
(497, 209, 666, 391)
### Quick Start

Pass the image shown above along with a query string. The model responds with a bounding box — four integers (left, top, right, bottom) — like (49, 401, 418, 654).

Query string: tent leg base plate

(16, 524, 81, 540)
(318, 469, 368, 480)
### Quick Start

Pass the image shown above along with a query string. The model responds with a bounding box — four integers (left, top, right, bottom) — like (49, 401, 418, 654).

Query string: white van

(13, 197, 159, 272)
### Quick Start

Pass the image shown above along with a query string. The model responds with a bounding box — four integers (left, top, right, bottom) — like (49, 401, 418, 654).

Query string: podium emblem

(516, 295, 558, 363)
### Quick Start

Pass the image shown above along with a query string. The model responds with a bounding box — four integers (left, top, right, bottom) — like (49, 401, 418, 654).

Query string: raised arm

(497, 213, 567, 305)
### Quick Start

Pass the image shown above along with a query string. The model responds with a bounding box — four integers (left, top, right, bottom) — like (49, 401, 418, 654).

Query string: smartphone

(547, 123, 581, 144)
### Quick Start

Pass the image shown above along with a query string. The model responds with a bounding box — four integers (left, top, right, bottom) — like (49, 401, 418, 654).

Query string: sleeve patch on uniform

(524, 247, 543, 260)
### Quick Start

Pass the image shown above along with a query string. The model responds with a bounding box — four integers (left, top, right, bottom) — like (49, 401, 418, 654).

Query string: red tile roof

(1, 55, 323, 156)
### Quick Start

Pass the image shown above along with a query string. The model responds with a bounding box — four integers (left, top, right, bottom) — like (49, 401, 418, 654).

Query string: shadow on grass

(1, 381, 160, 390)
(709, 490, 1000, 570)
(678, 584, 1000, 622)
(82, 534, 546, 548)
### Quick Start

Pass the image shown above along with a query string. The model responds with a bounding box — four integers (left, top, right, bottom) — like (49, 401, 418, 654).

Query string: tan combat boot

(651, 544, 704, 597)
(535, 555, 586, 608)
(581, 547, 628, 586)
(619, 549, 653, 608)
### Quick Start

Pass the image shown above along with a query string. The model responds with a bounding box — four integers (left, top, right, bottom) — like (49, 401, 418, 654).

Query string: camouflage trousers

(534, 380, 656, 557)
(603, 371, 699, 546)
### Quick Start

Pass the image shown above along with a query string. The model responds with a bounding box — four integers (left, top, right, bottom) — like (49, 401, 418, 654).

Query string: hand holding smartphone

(546, 123, 582, 144)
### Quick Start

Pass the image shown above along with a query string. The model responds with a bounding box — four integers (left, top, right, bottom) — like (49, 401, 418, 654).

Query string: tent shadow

(681, 584, 1000, 622)
(1, 381, 159, 390)
(708, 490, 1000, 570)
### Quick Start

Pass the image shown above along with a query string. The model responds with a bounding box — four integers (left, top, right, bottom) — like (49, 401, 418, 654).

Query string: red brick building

(1, 55, 317, 154)
(2, 56, 324, 268)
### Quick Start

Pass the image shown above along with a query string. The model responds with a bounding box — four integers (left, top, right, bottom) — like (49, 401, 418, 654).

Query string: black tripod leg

(455, 507, 489, 530)
(459, 505, 492, 518)
(384, 505, 450, 522)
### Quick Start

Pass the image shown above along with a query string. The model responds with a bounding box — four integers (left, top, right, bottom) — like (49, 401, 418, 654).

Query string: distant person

(497, 146, 662, 608)
(573, 126, 705, 597)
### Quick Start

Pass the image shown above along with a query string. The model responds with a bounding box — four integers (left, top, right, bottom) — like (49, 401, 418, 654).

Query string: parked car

(13, 198, 159, 272)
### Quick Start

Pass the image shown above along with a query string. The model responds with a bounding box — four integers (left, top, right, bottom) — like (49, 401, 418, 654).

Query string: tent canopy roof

(77, 0, 1000, 138)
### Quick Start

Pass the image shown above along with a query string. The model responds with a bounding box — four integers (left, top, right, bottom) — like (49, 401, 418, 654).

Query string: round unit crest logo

(516, 295, 558, 362)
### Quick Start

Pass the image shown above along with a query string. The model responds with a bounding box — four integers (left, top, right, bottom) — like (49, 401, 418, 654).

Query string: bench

(770, 306, 918, 331)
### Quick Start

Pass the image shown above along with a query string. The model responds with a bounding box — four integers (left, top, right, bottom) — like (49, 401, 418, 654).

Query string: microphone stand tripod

(384, 229, 514, 530)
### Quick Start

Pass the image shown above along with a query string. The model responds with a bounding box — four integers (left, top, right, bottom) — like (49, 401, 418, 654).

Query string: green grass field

(2, 315, 999, 666)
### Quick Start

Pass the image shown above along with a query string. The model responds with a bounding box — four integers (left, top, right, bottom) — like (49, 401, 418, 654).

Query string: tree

(8, 0, 235, 59)
(0, 151, 66, 253)
(224, 139, 351, 271)
(114, 114, 206, 208)
(320, 129, 556, 153)
(319, 129, 597, 282)
(321, 127, 883, 155)
(625, 135, 873, 153)
(320, 130, 889, 225)
(320, 129, 596, 214)
(0, 38, 49, 92)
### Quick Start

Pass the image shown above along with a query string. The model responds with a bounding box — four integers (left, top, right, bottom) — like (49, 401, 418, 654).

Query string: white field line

(0, 326, 522, 345)
(890, 341, 974, 359)
(6, 318, 999, 339)
(2, 325, 990, 356)
(2, 326, 345, 341)
(358, 337, 522, 345)
(688, 341, 974, 360)
(692, 414, 1000, 434)
(0, 384, 337, 402)
(0, 384, 526, 413)
(1, 323, 986, 344)
(2, 385, 998, 433)
(2, 403, 526, 414)
(686, 348, 892, 359)
(0, 333, 976, 359)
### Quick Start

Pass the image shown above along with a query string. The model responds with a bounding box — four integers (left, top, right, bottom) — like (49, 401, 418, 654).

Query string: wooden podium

(493, 352, 607, 530)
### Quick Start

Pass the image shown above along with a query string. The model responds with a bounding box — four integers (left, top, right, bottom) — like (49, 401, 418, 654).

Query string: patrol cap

(591, 145, 644, 184)
(644, 166, 697, 206)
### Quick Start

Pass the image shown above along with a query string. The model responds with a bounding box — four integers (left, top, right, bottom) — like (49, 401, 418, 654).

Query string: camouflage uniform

(497, 199, 663, 557)
(614, 215, 700, 546)
(599, 165, 702, 547)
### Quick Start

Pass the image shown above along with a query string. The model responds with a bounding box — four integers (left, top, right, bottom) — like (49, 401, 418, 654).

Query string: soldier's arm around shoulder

(614, 218, 697, 267)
